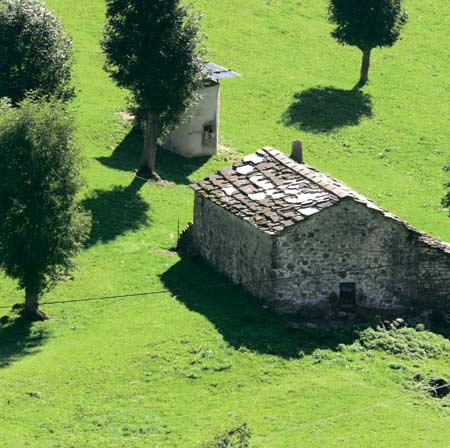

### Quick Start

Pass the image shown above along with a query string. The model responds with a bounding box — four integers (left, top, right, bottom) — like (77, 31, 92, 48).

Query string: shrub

(202, 424, 251, 448)
(352, 326, 450, 360)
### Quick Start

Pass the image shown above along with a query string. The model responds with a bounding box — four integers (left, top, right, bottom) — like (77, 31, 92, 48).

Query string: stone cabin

(162, 62, 239, 158)
(190, 143, 450, 316)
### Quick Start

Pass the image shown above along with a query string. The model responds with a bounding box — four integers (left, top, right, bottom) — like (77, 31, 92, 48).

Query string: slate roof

(191, 146, 450, 253)
(202, 62, 240, 82)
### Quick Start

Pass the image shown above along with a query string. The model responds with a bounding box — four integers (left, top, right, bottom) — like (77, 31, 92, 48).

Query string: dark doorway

(202, 122, 216, 146)
(339, 282, 356, 307)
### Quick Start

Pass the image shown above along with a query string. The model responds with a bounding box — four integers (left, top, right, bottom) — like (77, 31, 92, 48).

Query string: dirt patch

(149, 248, 178, 256)
(117, 110, 135, 123)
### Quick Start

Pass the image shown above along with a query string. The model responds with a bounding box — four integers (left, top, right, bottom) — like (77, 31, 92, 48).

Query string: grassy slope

(0, 0, 449, 446)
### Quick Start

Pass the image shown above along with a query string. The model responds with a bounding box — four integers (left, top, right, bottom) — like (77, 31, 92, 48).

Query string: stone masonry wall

(271, 198, 419, 314)
(418, 244, 450, 309)
(193, 194, 449, 316)
(192, 194, 274, 300)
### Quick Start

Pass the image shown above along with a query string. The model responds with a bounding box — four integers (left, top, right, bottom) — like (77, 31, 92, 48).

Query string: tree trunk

(23, 289, 47, 321)
(138, 113, 161, 181)
(359, 48, 372, 86)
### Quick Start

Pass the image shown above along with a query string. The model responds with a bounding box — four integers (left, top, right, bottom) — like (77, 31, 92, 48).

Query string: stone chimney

(291, 140, 303, 164)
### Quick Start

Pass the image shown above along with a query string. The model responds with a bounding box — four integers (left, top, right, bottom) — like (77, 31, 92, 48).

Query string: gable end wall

(271, 199, 419, 314)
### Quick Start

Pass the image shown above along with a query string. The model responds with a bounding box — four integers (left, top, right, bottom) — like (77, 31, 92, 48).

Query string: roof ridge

(190, 146, 450, 254)
(263, 147, 350, 200)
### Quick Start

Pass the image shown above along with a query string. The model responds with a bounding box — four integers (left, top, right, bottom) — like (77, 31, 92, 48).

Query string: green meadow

(0, 0, 449, 446)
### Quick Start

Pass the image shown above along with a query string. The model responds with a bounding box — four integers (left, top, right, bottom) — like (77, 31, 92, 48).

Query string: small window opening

(339, 282, 356, 306)
(202, 122, 216, 146)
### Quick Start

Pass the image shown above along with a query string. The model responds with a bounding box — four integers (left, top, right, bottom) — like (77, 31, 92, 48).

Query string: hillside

(0, 0, 449, 447)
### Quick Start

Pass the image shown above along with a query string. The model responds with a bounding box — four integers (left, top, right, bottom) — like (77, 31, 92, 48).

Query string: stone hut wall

(417, 244, 450, 309)
(193, 194, 450, 316)
(270, 198, 419, 314)
(192, 194, 274, 300)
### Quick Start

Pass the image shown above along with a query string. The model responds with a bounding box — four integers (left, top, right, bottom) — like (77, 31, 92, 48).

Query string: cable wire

(253, 382, 450, 443)
(0, 260, 419, 310)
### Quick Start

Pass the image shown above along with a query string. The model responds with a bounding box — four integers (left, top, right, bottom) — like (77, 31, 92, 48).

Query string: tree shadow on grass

(0, 318, 48, 368)
(82, 177, 151, 248)
(97, 126, 211, 185)
(282, 86, 373, 133)
(160, 258, 358, 359)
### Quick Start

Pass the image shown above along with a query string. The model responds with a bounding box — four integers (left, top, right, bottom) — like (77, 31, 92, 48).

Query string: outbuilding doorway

(339, 282, 356, 307)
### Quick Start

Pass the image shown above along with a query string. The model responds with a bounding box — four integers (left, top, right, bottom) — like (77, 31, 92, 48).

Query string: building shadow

(282, 86, 373, 133)
(97, 126, 211, 184)
(0, 318, 48, 369)
(160, 258, 357, 359)
(82, 177, 151, 248)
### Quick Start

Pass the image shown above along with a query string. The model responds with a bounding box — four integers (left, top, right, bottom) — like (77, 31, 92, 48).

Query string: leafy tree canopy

(0, 97, 91, 320)
(0, 0, 74, 104)
(328, 0, 408, 51)
(102, 0, 205, 133)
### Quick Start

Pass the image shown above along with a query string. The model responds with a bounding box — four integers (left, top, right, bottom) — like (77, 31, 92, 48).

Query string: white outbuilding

(162, 62, 239, 158)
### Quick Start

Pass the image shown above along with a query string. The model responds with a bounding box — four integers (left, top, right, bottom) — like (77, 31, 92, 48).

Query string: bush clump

(202, 424, 251, 448)
(351, 326, 450, 360)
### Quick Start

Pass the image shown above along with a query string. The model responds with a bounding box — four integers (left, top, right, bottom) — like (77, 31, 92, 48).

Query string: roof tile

(190, 147, 450, 254)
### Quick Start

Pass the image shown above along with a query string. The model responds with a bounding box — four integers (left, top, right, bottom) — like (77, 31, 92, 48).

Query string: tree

(0, 97, 91, 321)
(0, 0, 74, 104)
(328, 0, 408, 86)
(102, 0, 205, 180)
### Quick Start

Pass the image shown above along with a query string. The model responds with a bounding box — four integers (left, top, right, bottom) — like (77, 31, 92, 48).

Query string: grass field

(0, 0, 450, 446)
